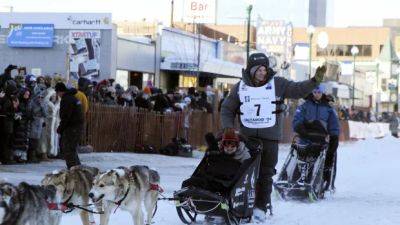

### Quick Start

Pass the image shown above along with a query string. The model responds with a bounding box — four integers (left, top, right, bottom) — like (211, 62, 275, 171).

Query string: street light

(307, 25, 316, 79)
(245, 0, 254, 62)
(351, 45, 359, 108)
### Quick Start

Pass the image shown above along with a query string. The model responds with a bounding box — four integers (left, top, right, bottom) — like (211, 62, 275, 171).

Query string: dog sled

(274, 120, 330, 202)
(171, 134, 263, 225)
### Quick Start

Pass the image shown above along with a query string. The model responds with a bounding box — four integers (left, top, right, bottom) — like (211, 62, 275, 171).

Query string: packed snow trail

(1, 137, 399, 225)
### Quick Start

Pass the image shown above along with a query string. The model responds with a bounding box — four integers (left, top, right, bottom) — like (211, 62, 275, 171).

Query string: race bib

(238, 79, 276, 128)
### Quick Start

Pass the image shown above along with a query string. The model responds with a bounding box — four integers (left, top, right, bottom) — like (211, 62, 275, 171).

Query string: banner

(256, 19, 293, 62)
(183, 0, 216, 23)
(7, 24, 54, 48)
(348, 121, 390, 139)
(69, 30, 101, 80)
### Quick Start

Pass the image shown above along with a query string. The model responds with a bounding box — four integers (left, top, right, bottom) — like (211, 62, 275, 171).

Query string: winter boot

(27, 149, 39, 163)
(39, 153, 51, 162)
(252, 208, 267, 223)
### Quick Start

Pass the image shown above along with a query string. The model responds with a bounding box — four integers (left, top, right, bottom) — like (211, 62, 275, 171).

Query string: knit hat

(143, 86, 152, 95)
(313, 83, 327, 94)
(245, 53, 269, 74)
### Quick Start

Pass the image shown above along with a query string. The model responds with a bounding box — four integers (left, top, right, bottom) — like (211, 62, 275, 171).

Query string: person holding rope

(55, 82, 83, 169)
(220, 53, 326, 222)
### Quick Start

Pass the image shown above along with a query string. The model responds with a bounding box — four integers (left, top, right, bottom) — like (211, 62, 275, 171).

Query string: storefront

(159, 28, 242, 91)
(0, 12, 116, 82)
(116, 37, 157, 89)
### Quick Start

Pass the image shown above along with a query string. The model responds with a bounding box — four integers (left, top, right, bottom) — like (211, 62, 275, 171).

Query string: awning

(161, 58, 243, 78)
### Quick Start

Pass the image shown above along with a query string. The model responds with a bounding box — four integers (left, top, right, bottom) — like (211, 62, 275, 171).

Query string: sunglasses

(223, 141, 238, 147)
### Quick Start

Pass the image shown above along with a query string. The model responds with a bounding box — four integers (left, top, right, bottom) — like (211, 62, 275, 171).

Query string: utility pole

(215, 0, 218, 25)
(352, 54, 356, 108)
(246, 4, 253, 62)
(170, 0, 174, 28)
(197, 22, 201, 87)
(376, 63, 380, 114)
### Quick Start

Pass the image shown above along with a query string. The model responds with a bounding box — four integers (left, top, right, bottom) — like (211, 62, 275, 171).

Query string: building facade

(292, 27, 399, 112)
(0, 12, 117, 82)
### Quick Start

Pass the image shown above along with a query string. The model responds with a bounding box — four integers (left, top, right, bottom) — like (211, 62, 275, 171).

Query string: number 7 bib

(238, 78, 276, 128)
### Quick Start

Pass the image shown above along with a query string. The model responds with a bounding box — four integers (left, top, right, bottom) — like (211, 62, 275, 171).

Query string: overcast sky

(2, 0, 400, 27)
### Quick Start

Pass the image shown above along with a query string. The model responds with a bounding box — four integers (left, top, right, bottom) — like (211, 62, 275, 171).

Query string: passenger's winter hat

(55, 82, 68, 93)
(313, 83, 327, 94)
(222, 129, 239, 146)
(143, 86, 152, 95)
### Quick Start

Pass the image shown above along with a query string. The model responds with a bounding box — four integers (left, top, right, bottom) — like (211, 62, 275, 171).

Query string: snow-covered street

(1, 137, 400, 225)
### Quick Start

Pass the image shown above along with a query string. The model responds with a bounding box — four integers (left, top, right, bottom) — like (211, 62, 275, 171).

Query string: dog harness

(46, 189, 74, 213)
(113, 187, 131, 213)
(149, 183, 164, 193)
(46, 189, 103, 214)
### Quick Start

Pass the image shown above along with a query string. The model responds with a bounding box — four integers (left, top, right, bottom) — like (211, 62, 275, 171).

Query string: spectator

(205, 85, 215, 108)
(135, 87, 152, 110)
(389, 112, 399, 138)
(12, 88, 32, 163)
(27, 90, 48, 162)
(182, 97, 193, 141)
(152, 89, 172, 113)
(120, 89, 135, 107)
(75, 85, 89, 114)
(0, 65, 18, 91)
(55, 82, 83, 169)
(0, 80, 19, 164)
(39, 86, 59, 159)
(218, 90, 229, 112)
(197, 92, 213, 113)
(25, 75, 37, 93)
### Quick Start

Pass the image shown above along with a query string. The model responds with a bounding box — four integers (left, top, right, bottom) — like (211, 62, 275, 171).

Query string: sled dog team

(0, 165, 161, 225)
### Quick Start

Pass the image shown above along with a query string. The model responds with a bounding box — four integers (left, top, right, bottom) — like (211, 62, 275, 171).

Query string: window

(362, 45, 372, 56)
(316, 45, 372, 57)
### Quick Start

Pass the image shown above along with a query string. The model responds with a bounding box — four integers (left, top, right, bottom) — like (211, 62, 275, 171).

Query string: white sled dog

(89, 166, 161, 225)
(42, 165, 100, 225)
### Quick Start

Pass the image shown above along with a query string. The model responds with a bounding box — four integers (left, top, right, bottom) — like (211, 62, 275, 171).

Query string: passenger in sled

(292, 84, 340, 191)
(182, 129, 251, 194)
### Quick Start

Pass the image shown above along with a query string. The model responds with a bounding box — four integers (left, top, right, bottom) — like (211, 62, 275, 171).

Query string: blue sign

(7, 24, 54, 48)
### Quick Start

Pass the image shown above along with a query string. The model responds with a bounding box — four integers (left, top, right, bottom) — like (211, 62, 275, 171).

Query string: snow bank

(1, 137, 399, 225)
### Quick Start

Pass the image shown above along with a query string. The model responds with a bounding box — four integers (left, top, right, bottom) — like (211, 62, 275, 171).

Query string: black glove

(294, 123, 308, 136)
(311, 64, 327, 84)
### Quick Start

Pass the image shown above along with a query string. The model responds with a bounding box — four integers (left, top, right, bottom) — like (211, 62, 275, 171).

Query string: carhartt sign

(0, 13, 112, 29)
